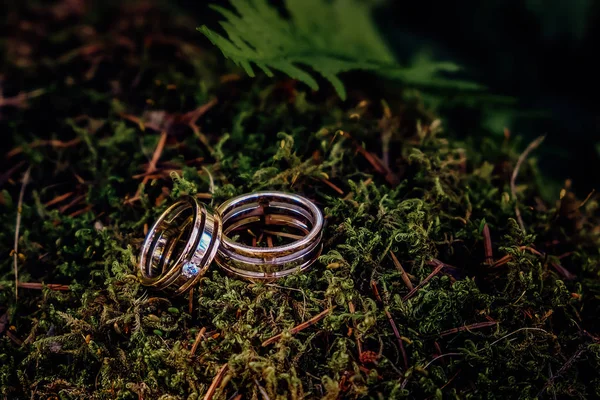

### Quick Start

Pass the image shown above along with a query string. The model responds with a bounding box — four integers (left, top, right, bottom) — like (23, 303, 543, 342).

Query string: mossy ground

(1, 1, 599, 399)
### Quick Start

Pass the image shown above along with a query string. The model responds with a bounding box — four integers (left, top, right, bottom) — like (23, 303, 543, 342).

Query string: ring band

(138, 196, 222, 295)
(214, 191, 324, 280)
(137, 191, 323, 294)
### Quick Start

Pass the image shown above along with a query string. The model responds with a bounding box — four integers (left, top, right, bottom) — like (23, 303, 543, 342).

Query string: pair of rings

(138, 191, 324, 295)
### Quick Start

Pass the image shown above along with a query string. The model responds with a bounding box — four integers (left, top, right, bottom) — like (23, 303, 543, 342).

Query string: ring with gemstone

(138, 195, 222, 295)
(137, 191, 323, 294)
(214, 191, 324, 280)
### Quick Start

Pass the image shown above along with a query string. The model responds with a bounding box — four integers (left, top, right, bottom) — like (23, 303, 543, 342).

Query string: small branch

(185, 98, 218, 126)
(577, 189, 595, 209)
(439, 321, 497, 337)
(14, 166, 31, 301)
(0, 88, 45, 109)
(424, 353, 462, 369)
(262, 307, 331, 346)
(492, 245, 544, 267)
(17, 282, 70, 291)
(58, 194, 87, 214)
(188, 99, 218, 152)
(261, 229, 304, 240)
(203, 363, 229, 400)
(7, 138, 81, 158)
(371, 280, 408, 371)
(390, 252, 413, 290)
(537, 346, 586, 398)
(44, 192, 74, 208)
(254, 379, 271, 400)
(482, 224, 493, 265)
(0, 161, 26, 187)
(319, 177, 344, 195)
(188, 286, 194, 316)
(550, 262, 576, 281)
(402, 259, 446, 301)
(6, 330, 23, 346)
(510, 135, 546, 232)
(348, 301, 363, 360)
(126, 131, 168, 204)
(69, 204, 93, 218)
(190, 327, 206, 356)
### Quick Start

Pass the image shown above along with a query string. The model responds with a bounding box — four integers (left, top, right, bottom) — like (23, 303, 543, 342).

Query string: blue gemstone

(182, 261, 199, 277)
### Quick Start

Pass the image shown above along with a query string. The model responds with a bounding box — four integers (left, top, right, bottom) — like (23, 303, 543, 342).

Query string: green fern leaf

(199, 0, 481, 100)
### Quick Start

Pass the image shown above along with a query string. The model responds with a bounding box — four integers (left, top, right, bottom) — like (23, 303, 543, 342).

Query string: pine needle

(511, 135, 546, 232)
(14, 166, 31, 302)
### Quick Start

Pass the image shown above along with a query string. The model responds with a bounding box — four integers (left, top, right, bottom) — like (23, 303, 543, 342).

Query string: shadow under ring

(137, 195, 222, 295)
(214, 191, 324, 280)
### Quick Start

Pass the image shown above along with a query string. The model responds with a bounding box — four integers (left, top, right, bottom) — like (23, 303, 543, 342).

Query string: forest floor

(1, 1, 599, 399)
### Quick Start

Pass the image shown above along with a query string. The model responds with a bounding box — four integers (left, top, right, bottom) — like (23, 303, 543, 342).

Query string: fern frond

(199, 0, 480, 100)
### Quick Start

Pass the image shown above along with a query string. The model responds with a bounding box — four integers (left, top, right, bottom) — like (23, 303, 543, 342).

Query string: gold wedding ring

(215, 191, 324, 280)
(138, 196, 222, 295)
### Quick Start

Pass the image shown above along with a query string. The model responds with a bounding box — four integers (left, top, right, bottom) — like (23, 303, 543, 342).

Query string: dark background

(175, 0, 600, 194)
(377, 0, 599, 194)
(3, 0, 598, 193)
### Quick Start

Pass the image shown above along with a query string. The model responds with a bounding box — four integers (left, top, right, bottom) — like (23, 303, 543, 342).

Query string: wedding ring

(138, 196, 222, 295)
(138, 191, 323, 294)
(214, 191, 324, 280)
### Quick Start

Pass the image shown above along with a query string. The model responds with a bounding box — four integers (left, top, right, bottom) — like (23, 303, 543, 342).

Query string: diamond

(182, 261, 199, 278)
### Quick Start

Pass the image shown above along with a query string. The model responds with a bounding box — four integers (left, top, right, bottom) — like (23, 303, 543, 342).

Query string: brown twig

(319, 177, 344, 195)
(7, 138, 81, 158)
(402, 259, 446, 301)
(510, 135, 546, 232)
(439, 321, 498, 337)
(69, 205, 93, 218)
(262, 307, 332, 346)
(203, 363, 229, 400)
(266, 235, 274, 248)
(390, 252, 413, 290)
(441, 369, 461, 390)
(14, 166, 31, 301)
(0, 88, 45, 109)
(126, 131, 168, 204)
(22, 282, 69, 291)
(190, 327, 206, 356)
(261, 229, 304, 240)
(254, 379, 271, 400)
(188, 286, 194, 316)
(371, 280, 408, 370)
(550, 262, 576, 280)
(537, 346, 586, 398)
(492, 246, 545, 267)
(0, 161, 26, 187)
(482, 223, 493, 265)
(6, 330, 23, 346)
(186, 98, 218, 151)
(577, 189, 595, 209)
(348, 301, 363, 359)
(185, 98, 218, 126)
(1, 282, 71, 291)
(0, 312, 8, 335)
(44, 192, 74, 208)
(58, 194, 86, 214)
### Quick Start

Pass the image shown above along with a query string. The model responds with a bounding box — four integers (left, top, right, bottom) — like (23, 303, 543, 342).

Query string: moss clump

(1, 1, 599, 399)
